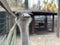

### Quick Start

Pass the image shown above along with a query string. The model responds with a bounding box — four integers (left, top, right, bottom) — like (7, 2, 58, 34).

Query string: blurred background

(0, 0, 58, 35)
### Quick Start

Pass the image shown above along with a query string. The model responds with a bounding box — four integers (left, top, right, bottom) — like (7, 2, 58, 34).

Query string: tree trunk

(25, 0, 28, 9)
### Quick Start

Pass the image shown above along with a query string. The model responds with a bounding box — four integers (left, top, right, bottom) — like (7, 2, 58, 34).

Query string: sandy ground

(16, 33, 60, 45)
(0, 27, 60, 45)
(16, 27, 60, 45)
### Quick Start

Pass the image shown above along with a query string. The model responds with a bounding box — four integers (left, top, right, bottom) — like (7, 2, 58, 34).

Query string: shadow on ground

(17, 28, 54, 36)
(34, 28, 54, 35)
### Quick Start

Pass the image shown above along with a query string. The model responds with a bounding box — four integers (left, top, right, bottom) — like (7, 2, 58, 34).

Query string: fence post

(57, 0, 60, 37)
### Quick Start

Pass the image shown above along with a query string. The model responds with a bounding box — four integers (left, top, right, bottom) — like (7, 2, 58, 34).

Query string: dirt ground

(0, 27, 60, 45)
(16, 27, 60, 45)
(16, 34, 60, 45)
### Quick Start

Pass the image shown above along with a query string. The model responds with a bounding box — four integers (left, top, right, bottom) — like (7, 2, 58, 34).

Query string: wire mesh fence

(0, 12, 6, 35)
(0, 11, 15, 35)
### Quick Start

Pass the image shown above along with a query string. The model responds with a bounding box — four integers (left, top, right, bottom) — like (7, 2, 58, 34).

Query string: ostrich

(0, 0, 32, 45)
(15, 12, 32, 45)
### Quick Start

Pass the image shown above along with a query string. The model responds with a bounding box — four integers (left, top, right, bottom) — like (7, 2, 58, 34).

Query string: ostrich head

(15, 11, 32, 26)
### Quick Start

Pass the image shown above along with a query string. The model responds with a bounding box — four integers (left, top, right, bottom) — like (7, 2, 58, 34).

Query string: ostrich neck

(18, 20, 29, 45)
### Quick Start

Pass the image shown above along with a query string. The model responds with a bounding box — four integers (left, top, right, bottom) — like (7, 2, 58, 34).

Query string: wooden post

(25, 0, 28, 9)
(45, 15, 48, 31)
(31, 15, 35, 34)
(57, 0, 60, 37)
(16, 13, 32, 45)
(29, 14, 35, 34)
(52, 15, 54, 32)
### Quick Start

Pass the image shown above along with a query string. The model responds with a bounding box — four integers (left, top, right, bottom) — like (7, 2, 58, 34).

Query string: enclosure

(0, 0, 60, 45)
